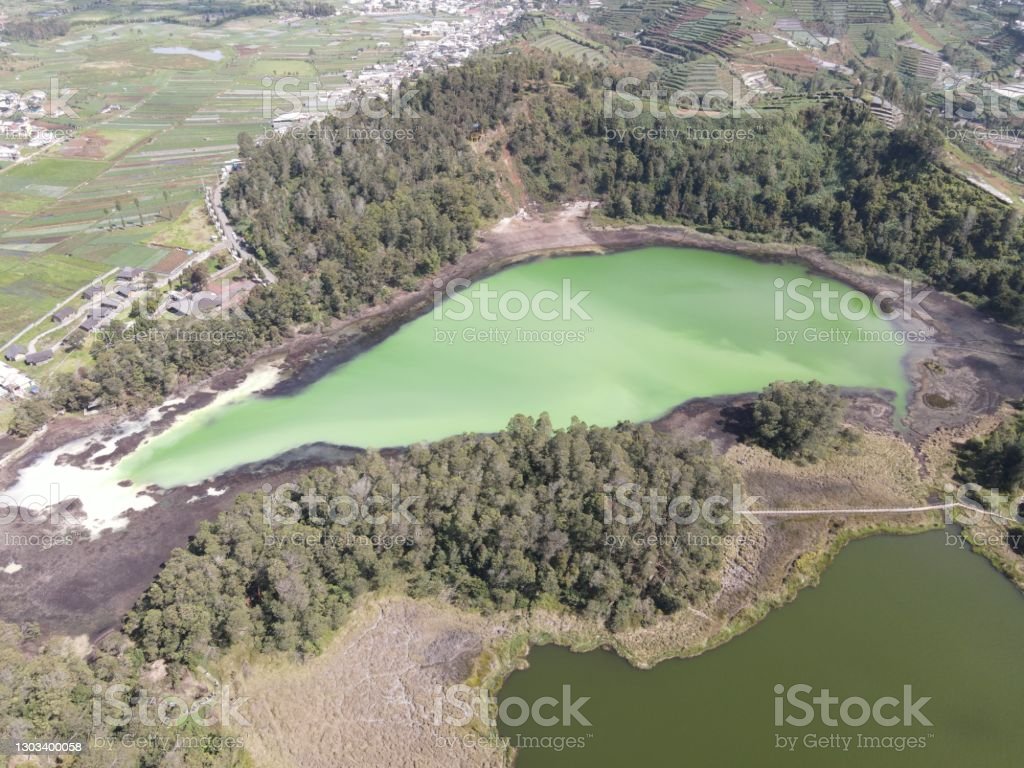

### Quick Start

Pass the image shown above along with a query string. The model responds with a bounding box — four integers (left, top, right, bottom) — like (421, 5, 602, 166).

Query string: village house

(24, 349, 53, 366)
(116, 266, 143, 282)
(3, 344, 26, 362)
(52, 306, 75, 323)
(99, 297, 121, 316)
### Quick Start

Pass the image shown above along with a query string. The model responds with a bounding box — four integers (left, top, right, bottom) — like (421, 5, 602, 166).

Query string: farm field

(0, 8, 443, 350)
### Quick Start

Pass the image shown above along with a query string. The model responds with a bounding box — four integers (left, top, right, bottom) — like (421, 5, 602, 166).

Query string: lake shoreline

(225, 512, 949, 768)
(4, 209, 1020, 485)
(1, 210, 1022, 637)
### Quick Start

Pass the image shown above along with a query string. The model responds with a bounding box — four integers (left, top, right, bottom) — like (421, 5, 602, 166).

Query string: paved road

(211, 179, 277, 284)
(5, 267, 118, 353)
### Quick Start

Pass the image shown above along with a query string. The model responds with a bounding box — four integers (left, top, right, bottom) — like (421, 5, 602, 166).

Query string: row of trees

(1, 17, 70, 41)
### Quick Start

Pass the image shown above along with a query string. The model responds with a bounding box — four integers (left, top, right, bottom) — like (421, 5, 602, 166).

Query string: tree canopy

(127, 417, 738, 663)
(746, 380, 848, 462)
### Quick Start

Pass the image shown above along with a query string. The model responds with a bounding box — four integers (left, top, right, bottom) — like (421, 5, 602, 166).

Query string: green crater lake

(121, 246, 909, 487)
(498, 531, 1023, 767)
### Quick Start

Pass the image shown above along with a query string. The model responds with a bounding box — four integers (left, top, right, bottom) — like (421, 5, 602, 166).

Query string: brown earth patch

(749, 50, 821, 75)
(60, 132, 110, 160)
(150, 247, 192, 275)
(238, 598, 507, 768)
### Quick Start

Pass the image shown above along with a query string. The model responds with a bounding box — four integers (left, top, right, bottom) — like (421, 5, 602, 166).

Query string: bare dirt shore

(0, 209, 1021, 640)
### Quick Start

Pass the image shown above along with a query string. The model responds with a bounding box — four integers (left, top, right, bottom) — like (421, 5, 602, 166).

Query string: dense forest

(127, 417, 737, 662)
(222, 76, 506, 312)
(958, 409, 1024, 494)
(0, 622, 244, 767)
(745, 380, 850, 462)
(224, 52, 1024, 324)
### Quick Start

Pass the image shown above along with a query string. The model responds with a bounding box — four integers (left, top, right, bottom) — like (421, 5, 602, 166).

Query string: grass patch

(0, 157, 110, 196)
(152, 200, 216, 252)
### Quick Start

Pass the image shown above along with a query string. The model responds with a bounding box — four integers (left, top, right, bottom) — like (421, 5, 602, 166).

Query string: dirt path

(748, 502, 1013, 520)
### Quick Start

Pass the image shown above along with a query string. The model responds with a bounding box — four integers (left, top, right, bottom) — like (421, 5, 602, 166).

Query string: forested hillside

(127, 417, 737, 662)
(225, 52, 1024, 323)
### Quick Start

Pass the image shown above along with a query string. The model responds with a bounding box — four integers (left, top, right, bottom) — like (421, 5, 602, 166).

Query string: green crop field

(0, 3, 446, 345)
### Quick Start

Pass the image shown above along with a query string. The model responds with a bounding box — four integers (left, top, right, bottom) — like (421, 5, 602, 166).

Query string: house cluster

(267, 2, 517, 132)
(1, 342, 45, 398)
(77, 267, 145, 333)
(0, 270, 145, 385)
(163, 288, 223, 318)
(0, 93, 66, 153)
(0, 90, 45, 118)
(386, 2, 518, 78)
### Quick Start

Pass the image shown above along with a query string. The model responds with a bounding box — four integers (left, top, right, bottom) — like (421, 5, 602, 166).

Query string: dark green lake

(498, 531, 1022, 766)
